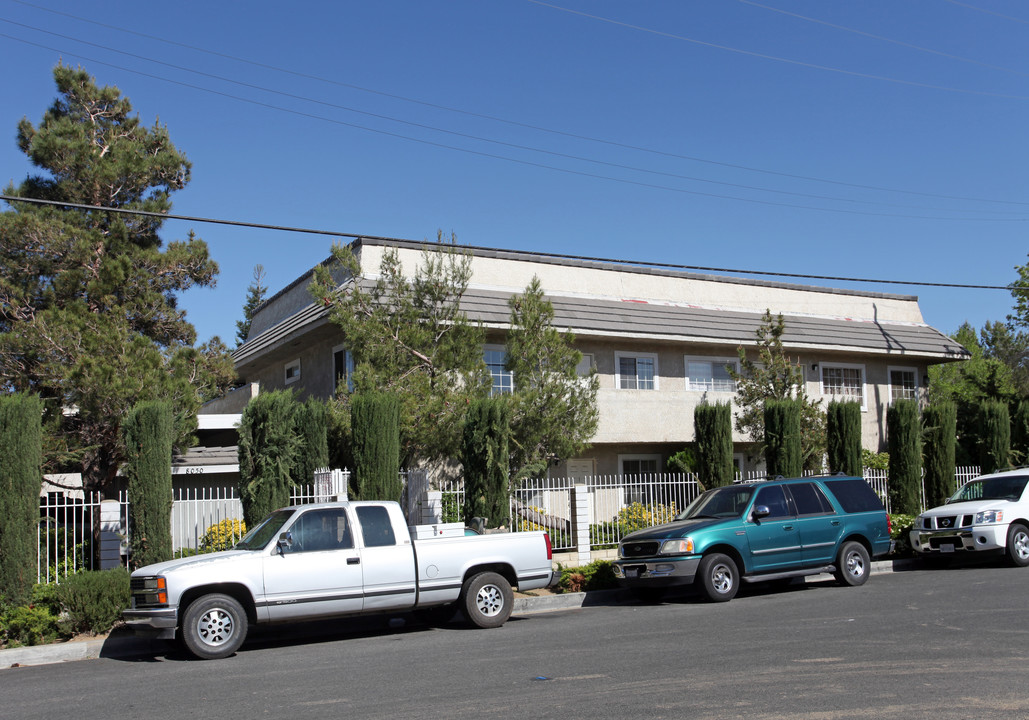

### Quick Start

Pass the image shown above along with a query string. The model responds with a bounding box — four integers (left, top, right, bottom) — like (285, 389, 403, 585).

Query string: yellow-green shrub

(200, 519, 246, 552)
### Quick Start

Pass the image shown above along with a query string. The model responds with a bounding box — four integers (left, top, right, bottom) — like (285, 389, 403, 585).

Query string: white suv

(910, 469, 1029, 566)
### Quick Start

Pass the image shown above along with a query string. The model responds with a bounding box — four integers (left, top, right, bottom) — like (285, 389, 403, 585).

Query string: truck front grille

(621, 541, 660, 558)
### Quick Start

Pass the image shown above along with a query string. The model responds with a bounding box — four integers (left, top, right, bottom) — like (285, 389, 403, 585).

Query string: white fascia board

(172, 464, 240, 476)
(196, 414, 242, 430)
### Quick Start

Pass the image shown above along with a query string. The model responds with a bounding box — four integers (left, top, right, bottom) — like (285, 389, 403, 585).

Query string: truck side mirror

(751, 505, 771, 521)
(277, 531, 293, 555)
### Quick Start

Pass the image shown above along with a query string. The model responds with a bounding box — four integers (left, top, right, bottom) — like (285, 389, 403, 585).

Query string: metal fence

(38, 465, 987, 583)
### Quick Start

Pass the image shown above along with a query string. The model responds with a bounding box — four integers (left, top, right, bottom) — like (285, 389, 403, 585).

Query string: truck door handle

(347, 557, 360, 565)
(831, 521, 841, 526)
(783, 525, 793, 531)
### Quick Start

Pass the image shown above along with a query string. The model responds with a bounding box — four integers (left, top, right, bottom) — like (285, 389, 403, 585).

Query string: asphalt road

(4, 563, 1028, 720)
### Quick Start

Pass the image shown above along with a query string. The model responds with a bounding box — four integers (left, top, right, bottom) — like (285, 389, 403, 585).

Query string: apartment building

(230, 238, 967, 477)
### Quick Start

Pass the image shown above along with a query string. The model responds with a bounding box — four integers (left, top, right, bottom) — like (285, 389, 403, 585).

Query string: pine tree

(887, 400, 922, 514)
(0, 393, 42, 604)
(235, 264, 268, 347)
(123, 400, 174, 568)
(978, 400, 1011, 473)
(0, 64, 231, 490)
(694, 402, 734, 488)
(505, 277, 599, 481)
(923, 402, 957, 506)
(461, 398, 511, 526)
(827, 401, 862, 476)
(238, 391, 299, 527)
(764, 399, 802, 477)
(1012, 400, 1029, 466)
(292, 397, 330, 486)
(351, 392, 401, 501)
(729, 310, 826, 470)
(309, 236, 488, 465)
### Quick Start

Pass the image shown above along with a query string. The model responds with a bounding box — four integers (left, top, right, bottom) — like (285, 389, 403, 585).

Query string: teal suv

(612, 476, 892, 602)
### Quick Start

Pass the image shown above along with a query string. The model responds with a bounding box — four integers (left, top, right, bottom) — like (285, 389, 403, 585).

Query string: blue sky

(2, 0, 1026, 347)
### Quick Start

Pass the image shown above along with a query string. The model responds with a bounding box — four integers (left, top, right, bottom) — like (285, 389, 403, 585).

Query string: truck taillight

(544, 532, 553, 560)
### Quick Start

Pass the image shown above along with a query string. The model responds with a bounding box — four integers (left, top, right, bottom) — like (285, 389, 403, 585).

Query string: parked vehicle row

(125, 469, 1029, 660)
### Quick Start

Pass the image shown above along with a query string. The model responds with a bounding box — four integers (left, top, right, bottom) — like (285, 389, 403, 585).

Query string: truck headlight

(975, 510, 1004, 524)
(659, 538, 694, 555)
(135, 576, 168, 606)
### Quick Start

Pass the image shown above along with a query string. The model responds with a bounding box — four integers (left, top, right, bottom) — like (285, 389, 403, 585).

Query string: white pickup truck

(910, 468, 1029, 566)
(123, 500, 556, 659)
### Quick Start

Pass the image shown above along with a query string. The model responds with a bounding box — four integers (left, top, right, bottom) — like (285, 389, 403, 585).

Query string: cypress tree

(238, 391, 299, 527)
(978, 400, 1011, 473)
(923, 402, 957, 507)
(292, 397, 330, 486)
(695, 402, 734, 488)
(826, 401, 862, 476)
(1012, 400, 1029, 467)
(123, 400, 174, 568)
(0, 393, 42, 604)
(351, 392, 401, 501)
(887, 399, 922, 514)
(461, 398, 511, 527)
(764, 399, 802, 478)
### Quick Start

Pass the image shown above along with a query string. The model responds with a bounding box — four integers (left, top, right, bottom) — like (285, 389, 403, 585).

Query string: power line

(739, 0, 1029, 78)
(1, 29, 1026, 222)
(527, 0, 1029, 101)
(7, 0, 1029, 208)
(1, 194, 1016, 292)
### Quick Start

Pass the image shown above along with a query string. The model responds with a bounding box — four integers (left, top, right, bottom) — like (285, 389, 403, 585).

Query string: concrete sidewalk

(0, 557, 915, 669)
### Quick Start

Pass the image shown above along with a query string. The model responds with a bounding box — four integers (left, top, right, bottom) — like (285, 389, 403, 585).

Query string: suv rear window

(822, 478, 885, 513)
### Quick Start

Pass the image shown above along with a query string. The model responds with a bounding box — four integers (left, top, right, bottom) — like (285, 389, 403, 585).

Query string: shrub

(616, 502, 678, 535)
(441, 491, 462, 523)
(978, 400, 1011, 473)
(461, 398, 511, 527)
(123, 400, 175, 568)
(200, 519, 247, 552)
(764, 399, 803, 478)
(0, 393, 43, 606)
(862, 449, 889, 471)
(889, 513, 918, 558)
(239, 390, 300, 527)
(57, 569, 131, 635)
(2, 605, 63, 647)
(558, 560, 617, 593)
(29, 582, 63, 616)
(695, 402, 734, 488)
(827, 401, 862, 476)
(351, 391, 402, 501)
(888, 400, 922, 515)
(923, 403, 957, 507)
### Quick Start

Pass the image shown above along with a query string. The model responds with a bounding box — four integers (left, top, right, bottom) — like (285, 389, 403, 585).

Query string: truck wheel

(181, 593, 248, 660)
(1006, 523, 1029, 567)
(834, 541, 870, 586)
(460, 572, 513, 629)
(698, 553, 738, 602)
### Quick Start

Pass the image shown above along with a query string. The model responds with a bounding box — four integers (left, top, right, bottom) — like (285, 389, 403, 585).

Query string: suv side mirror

(276, 531, 293, 555)
(752, 505, 771, 521)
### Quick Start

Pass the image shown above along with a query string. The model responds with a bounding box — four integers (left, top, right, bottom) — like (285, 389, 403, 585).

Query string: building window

(820, 364, 865, 407)
(484, 348, 513, 396)
(284, 358, 301, 385)
(889, 367, 917, 401)
(616, 352, 657, 390)
(685, 357, 737, 392)
(332, 344, 353, 394)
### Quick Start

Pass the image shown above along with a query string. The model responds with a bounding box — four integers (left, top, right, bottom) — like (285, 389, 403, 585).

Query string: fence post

(421, 490, 443, 525)
(570, 481, 591, 566)
(99, 499, 123, 570)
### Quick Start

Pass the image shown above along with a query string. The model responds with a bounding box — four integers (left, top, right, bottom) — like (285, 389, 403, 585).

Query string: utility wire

(6, 32, 1026, 222)
(527, 0, 1029, 101)
(1, 30, 1025, 222)
(943, 0, 1029, 25)
(7, 0, 1029, 208)
(739, 0, 1029, 78)
(0, 194, 1016, 291)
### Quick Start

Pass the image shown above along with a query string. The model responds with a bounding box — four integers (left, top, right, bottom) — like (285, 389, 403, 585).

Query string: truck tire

(181, 593, 248, 660)
(697, 553, 738, 602)
(1006, 523, 1029, 567)
(460, 572, 513, 629)
(834, 541, 870, 586)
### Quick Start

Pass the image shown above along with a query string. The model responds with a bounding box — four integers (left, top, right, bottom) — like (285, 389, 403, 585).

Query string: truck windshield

(235, 509, 294, 550)
(677, 486, 755, 520)
(951, 475, 1029, 503)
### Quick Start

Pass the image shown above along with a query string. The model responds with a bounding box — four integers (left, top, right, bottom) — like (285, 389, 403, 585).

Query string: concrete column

(570, 482, 591, 566)
(99, 499, 123, 570)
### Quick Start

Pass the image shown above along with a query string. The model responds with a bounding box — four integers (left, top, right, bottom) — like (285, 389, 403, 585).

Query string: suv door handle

(347, 557, 360, 565)
(831, 521, 841, 526)
(783, 525, 794, 531)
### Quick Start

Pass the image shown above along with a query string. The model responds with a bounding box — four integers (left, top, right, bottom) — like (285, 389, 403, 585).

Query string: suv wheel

(834, 541, 870, 587)
(698, 553, 738, 602)
(1006, 523, 1029, 567)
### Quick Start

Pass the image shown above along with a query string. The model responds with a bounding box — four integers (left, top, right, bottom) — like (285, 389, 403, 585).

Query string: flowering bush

(199, 519, 247, 552)
(616, 502, 678, 535)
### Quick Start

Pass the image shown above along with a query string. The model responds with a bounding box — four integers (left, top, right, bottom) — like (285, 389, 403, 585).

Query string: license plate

(624, 567, 639, 579)
(940, 543, 955, 553)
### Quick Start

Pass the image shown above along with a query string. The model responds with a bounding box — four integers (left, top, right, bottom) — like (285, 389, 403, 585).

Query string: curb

(1, 558, 920, 670)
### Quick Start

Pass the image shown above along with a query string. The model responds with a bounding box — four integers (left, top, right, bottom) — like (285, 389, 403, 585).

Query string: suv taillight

(887, 514, 893, 535)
